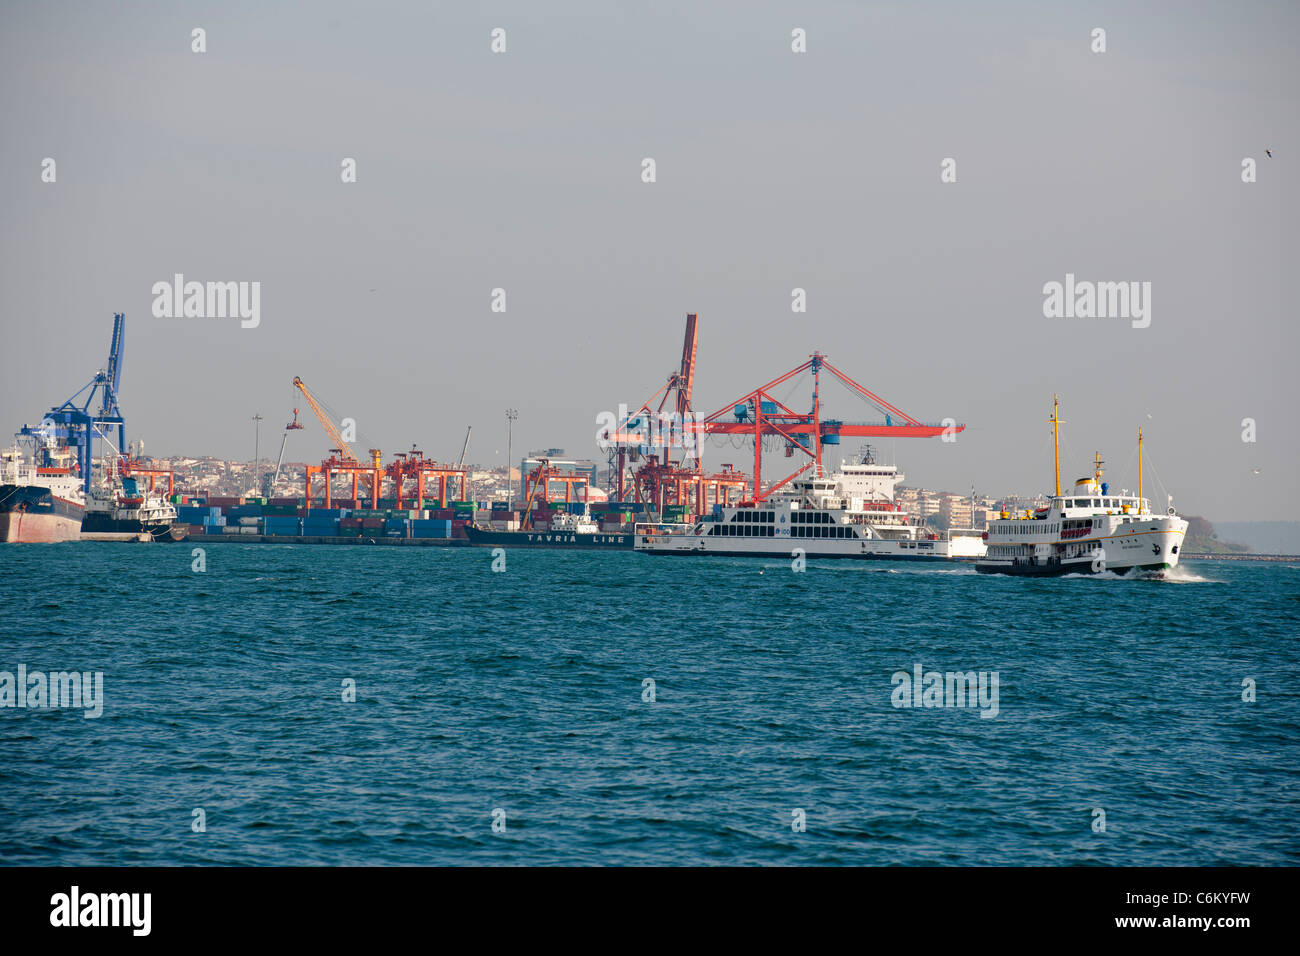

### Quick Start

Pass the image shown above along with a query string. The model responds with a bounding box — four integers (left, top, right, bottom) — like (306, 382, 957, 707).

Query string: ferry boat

(0, 442, 85, 543)
(974, 397, 1187, 577)
(82, 475, 187, 542)
(634, 450, 988, 561)
(465, 505, 633, 551)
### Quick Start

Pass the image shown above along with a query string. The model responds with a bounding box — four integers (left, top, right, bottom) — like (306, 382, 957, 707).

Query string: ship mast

(1138, 427, 1144, 510)
(1048, 395, 1064, 497)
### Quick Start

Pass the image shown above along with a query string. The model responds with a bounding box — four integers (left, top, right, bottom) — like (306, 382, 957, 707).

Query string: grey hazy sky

(1, 1, 1294, 520)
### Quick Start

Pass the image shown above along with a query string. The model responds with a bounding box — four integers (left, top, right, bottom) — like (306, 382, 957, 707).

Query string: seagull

(1252, 467, 1261, 475)
(1266, 149, 1272, 158)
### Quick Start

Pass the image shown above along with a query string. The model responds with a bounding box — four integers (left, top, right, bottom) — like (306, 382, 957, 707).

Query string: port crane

(605, 313, 965, 514)
(25, 312, 127, 493)
(699, 350, 963, 502)
(601, 313, 747, 515)
(292, 377, 469, 510)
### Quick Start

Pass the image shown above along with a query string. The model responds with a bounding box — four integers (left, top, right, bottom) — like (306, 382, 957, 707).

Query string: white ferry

(974, 397, 1187, 577)
(634, 450, 987, 562)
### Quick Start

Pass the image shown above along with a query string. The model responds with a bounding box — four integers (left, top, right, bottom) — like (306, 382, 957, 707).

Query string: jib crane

(292, 376, 360, 463)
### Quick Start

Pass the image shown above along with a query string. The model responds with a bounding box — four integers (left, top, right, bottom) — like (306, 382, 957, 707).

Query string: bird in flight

(1266, 149, 1272, 158)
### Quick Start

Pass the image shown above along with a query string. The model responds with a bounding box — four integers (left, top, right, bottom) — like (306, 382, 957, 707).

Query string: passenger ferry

(974, 397, 1187, 577)
(634, 450, 987, 562)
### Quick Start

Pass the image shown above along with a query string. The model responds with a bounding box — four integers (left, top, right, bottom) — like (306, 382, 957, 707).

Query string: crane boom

(292, 376, 357, 461)
(457, 426, 471, 469)
(677, 312, 698, 416)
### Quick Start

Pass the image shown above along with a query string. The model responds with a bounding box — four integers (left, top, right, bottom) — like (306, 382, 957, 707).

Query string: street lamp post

(506, 408, 518, 506)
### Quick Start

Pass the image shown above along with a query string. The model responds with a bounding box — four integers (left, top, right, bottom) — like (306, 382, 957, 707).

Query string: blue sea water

(1, 543, 1297, 866)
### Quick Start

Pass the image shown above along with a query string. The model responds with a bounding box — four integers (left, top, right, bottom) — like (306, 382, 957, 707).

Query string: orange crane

(292, 376, 359, 463)
(292, 376, 387, 510)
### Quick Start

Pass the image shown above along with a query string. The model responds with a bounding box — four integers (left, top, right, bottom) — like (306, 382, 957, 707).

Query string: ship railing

(633, 521, 694, 536)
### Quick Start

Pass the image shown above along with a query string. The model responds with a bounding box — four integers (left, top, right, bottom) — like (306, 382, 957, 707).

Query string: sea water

(1, 544, 1296, 865)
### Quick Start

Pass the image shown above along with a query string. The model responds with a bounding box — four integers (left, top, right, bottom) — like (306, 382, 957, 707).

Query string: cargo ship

(0, 443, 85, 543)
(974, 398, 1186, 577)
(634, 452, 987, 561)
(83, 475, 188, 542)
(465, 506, 634, 550)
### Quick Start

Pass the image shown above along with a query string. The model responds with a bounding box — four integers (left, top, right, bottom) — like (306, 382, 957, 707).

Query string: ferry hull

(975, 560, 1174, 577)
(0, 486, 83, 543)
(635, 534, 977, 561)
(640, 546, 972, 562)
(465, 526, 633, 550)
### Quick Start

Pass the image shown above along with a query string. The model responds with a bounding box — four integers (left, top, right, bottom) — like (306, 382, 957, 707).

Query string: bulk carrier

(0, 442, 84, 543)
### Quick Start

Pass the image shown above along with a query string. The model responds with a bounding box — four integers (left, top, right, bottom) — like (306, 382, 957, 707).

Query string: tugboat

(0, 440, 85, 543)
(634, 448, 987, 561)
(974, 396, 1187, 577)
(82, 474, 187, 542)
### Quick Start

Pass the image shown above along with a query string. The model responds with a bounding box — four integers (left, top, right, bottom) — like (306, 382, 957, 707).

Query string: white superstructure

(975, 398, 1187, 577)
(635, 451, 986, 562)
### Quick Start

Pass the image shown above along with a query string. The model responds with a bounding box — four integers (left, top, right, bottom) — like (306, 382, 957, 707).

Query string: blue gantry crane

(21, 313, 127, 494)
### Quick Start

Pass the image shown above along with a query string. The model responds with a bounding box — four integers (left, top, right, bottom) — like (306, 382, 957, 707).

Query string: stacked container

(262, 516, 301, 536)
(410, 519, 452, 539)
(301, 515, 340, 537)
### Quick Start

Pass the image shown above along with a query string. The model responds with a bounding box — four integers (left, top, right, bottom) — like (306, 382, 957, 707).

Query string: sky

(0, 1, 1294, 520)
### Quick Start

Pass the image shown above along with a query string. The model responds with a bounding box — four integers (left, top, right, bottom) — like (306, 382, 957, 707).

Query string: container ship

(974, 397, 1187, 577)
(634, 452, 987, 561)
(0, 443, 85, 543)
(172, 496, 479, 541)
(465, 502, 634, 550)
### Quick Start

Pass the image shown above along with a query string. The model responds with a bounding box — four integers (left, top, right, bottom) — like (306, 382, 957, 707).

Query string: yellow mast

(1048, 395, 1064, 496)
(1094, 451, 1104, 485)
(1138, 427, 1144, 510)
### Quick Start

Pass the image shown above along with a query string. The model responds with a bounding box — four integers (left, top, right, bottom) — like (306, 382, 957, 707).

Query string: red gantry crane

(604, 315, 964, 514)
(293, 377, 469, 511)
(601, 314, 748, 516)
